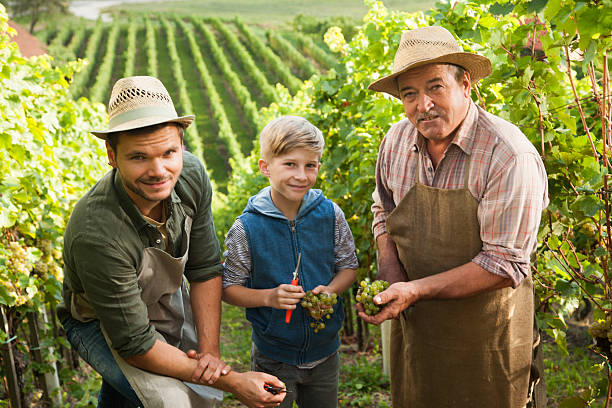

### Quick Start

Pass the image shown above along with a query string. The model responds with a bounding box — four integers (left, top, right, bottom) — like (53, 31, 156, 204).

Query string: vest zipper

(289, 219, 308, 364)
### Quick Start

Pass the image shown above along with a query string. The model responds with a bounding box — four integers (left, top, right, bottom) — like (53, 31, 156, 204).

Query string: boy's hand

(267, 284, 305, 309)
(186, 350, 231, 385)
(311, 285, 334, 295)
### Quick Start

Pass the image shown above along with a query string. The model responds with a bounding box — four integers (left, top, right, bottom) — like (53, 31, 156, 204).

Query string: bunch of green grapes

(3, 241, 34, 306)
(588, 317, 612, 356)
(300, 291, 337, 333)
(355, 278, 389, 316)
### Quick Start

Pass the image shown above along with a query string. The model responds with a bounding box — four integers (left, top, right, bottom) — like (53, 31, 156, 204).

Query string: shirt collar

(451, 100, 479, 155)
(413, 100, 479, 155)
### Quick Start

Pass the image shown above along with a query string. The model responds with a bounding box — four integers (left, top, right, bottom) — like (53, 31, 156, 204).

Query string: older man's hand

(357, 282, 420, 325)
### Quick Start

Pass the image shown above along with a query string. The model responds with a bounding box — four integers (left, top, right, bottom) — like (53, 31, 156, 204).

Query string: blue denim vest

(239, 187, 343, 365)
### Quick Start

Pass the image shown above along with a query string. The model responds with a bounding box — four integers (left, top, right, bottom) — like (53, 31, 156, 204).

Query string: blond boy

(222, 116, 358, 407)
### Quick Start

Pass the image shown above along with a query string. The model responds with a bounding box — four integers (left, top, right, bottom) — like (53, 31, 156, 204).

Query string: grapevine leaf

(526, 0, 548, 13)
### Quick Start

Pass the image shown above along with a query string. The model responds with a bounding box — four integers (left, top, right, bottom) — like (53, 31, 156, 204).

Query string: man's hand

(186, 350, 231, 385)
(266, 284, 305, 310)
(231, 371, 286, 408)
(357, 282, 419, 325)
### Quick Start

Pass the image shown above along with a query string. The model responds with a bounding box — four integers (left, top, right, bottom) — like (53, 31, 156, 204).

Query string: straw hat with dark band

(368, 26, 492, 99)
(91, 76, 194, 139)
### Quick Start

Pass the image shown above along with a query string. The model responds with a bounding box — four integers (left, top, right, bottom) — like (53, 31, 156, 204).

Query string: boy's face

(259, 148, 321, 215)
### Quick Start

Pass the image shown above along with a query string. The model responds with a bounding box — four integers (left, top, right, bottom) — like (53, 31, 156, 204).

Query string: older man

(358, 27, 548, 407)
(58, 76, 285, 408)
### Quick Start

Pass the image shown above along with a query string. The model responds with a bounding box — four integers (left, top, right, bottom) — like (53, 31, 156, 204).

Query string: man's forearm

(376, 233, 407, 284)
(358, 261, 514, 325)
(191, 277, 222, 355)
(412, 261, 513, 301)
(126, 339, 202, 381)
(125, 340, 256, 393)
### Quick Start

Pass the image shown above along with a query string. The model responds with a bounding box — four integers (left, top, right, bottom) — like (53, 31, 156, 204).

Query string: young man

(58, 76, 285, 408)
(358, 27, 549, 407)
(222, 116, 358, 407)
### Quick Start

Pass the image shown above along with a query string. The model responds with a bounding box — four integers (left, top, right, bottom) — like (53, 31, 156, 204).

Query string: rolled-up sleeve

(473, 152, 548, 287)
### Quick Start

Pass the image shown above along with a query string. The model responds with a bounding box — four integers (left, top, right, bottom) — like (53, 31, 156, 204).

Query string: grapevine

(300, 291, 337, 333)
(355, 279, 389, 316)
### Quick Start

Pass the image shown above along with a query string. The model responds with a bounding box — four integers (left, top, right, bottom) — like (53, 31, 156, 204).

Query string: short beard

(120, 172, 172, 203)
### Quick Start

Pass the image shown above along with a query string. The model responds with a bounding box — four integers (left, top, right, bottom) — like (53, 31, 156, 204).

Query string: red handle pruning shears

(285, 253, 301, 324)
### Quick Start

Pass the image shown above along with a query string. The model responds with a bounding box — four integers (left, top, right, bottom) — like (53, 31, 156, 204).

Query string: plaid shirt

(372, 101, 549, 287)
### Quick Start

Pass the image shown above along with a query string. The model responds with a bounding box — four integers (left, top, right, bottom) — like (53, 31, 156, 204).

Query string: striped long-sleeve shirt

(372, 101, 549, 287)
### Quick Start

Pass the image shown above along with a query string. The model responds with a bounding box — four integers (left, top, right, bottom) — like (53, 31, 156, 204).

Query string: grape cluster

(355, 278, 389, 316)
(588, 317, 612, 358)
(3, 241, 34, 307)
(300, 291, 337, 333)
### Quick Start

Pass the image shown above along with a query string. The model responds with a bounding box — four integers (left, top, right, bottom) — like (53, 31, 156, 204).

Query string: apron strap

(416, 145, 471, 190)
(463, 153, 471, 190)
(416, 150, 422, 184)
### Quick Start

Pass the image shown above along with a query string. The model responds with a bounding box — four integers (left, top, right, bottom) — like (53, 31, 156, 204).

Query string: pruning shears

(285, 252, 301, 324)
(264, 383, 292, 394)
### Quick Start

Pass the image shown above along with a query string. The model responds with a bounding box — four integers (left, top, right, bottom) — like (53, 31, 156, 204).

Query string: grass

(106, 0, 436, 27)
(543, 338, 608, 407)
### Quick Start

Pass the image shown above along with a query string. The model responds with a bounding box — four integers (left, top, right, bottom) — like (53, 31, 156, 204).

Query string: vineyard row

(41, 15, 337, 191)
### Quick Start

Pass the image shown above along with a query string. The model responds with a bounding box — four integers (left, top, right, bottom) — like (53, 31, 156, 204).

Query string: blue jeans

(62, 316, 142, 408)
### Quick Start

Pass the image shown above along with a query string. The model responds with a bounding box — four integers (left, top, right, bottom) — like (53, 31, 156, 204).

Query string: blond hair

(259, 116, 324, 160)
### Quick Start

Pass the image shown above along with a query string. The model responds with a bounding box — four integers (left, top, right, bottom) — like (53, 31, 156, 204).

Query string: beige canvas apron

(385, 153, 539, 408)
(102, 212, 223, 408)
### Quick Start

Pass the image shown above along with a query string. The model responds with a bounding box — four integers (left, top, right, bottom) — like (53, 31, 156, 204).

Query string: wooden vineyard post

(27, 311, 51, 405)
(27, 309, 62, 407)
(1, 305, 22, 408)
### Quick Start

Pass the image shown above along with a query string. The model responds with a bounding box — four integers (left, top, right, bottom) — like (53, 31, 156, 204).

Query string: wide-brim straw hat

(368, 26, 492, 99)
(91, 76, 194, 139)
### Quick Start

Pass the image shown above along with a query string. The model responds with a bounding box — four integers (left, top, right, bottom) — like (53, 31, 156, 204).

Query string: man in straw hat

(58, 76, 286, 407)
(357, 26, 548, 407)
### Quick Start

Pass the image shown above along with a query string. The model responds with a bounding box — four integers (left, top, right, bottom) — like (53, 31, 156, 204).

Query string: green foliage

(543, 342, 607, 407)
(234, 17, 302, 94)
(266, 31, 318, 79)
(173, 16, 242, 171)
(159, 15, 204, 165)
(0, 2, 107, 402)
(292, 30, 339, 72)
(5, 0, 67, 32)
(70, 20, 104, 99)
(339, 354, 390, 407)
(123, 17, 137, 77)
(144, 16, 158, 77)
(90, 21, 120, 103)
(212, 18, 279, 104)
(201, 18, 259, 133)
(291, 13, 360, 42)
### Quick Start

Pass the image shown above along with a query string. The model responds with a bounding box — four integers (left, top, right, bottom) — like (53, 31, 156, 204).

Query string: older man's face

(397, 64, 471, 142)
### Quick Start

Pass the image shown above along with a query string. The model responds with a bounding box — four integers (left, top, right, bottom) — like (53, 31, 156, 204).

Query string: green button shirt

(58, 151, 222, 358)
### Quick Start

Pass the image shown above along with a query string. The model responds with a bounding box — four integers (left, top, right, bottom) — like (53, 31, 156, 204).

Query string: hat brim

(368, 53, 492, 99)
(91, 115, 195, 140)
